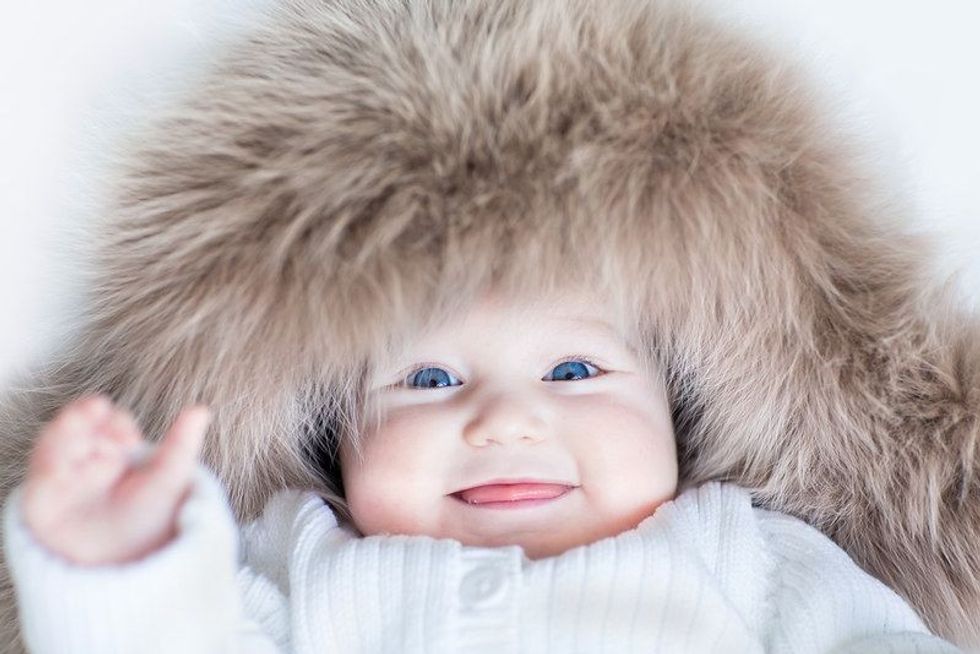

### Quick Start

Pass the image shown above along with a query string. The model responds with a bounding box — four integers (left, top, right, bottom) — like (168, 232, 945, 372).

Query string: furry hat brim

(2, 0, 977, 648)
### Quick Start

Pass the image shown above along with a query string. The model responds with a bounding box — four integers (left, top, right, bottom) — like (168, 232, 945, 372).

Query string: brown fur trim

(1, 0, 977, 649)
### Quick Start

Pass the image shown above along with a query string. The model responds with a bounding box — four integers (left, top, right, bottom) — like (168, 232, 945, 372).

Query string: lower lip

(451, 486, 575, 510)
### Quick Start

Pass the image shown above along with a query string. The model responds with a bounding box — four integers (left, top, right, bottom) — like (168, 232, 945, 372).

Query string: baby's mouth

(451, 482, 576, 507)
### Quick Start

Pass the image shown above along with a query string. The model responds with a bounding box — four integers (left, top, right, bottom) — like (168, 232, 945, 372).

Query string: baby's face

(340, 290, 677, 559)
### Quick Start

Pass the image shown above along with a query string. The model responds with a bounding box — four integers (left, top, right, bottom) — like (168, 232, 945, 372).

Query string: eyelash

(396, 354, 607, 388)
(552, 354, 606, 375)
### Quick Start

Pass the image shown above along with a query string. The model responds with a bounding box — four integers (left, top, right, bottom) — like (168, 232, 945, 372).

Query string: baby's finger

(73, 394, 113, 417)
(142, 406, 211, 492)
(101, 407, 144, 450)
(30, 395, 113, 476)
(43, 395, 112, 443)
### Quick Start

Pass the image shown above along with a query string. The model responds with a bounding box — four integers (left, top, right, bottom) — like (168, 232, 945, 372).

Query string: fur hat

(1, 0, 977, 649)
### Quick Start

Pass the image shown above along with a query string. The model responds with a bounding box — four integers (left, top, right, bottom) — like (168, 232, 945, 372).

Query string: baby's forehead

(472, 287, 634, 330)
(386, 300, 639, 364)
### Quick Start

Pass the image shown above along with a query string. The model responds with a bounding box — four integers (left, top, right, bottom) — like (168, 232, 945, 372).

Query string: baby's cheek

(573, 400, 678, 504)
(342, 451, 447, 538)
(345, 479, 425, 536)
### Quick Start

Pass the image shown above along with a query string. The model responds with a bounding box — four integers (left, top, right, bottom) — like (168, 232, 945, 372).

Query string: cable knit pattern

(2, 468, 961, 653)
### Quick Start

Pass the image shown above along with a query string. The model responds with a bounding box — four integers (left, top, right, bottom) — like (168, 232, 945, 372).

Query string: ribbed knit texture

(3, 469, 242, 653)
(3, 468, 961, 653)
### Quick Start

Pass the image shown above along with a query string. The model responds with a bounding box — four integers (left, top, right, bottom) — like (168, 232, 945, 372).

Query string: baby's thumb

(146, 406, 211, 488)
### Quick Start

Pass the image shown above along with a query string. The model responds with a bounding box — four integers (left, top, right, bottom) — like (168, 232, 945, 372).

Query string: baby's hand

(20, 395, 211, 566)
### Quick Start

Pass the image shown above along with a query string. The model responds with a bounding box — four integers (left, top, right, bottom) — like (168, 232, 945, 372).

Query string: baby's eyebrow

(555, 316, 622, 337)
(566, 317, 615, 329)
(553, 317, 641, 357)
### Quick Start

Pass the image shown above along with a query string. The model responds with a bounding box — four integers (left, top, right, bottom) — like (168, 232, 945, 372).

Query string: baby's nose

(462, 390, 549, 447)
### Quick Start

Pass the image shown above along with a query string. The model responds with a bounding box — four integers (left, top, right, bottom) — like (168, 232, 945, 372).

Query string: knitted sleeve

(757, 508, 962, 653)
(1, 465, 284, 654)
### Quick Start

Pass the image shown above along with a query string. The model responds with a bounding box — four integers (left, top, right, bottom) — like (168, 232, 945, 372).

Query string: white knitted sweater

(2, 468, 960, 653)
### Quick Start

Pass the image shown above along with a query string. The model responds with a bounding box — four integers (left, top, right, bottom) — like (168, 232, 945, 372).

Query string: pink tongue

(458, 483, 571, 504)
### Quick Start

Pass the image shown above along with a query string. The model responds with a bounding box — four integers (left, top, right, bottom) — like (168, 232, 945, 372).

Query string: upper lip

(449, 478, 578, 495)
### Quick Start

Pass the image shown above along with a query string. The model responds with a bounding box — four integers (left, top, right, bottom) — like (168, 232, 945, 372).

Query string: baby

(4, 286, 961, 652)
(1, 0, 977, 650)
(20, 289, 676, 564)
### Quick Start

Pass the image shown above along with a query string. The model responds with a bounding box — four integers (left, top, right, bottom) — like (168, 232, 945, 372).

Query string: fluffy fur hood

(2, 0, 978, 649)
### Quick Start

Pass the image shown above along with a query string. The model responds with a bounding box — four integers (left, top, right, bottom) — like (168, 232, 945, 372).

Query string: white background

(1, 0, 978, 387)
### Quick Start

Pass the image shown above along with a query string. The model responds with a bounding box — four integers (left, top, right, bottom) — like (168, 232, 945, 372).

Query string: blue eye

(406, 367, 461, 388)
(546, 360, 601, 381)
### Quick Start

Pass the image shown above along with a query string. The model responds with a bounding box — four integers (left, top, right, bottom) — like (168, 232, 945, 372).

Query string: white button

(460, 564, 507, 609)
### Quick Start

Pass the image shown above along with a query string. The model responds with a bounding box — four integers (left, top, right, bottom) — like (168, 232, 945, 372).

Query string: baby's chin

(441, 495, 673, 558)
(347, 513, 602, 558)
(437, 516, 640, 560)
(345, 491, 672, 558)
